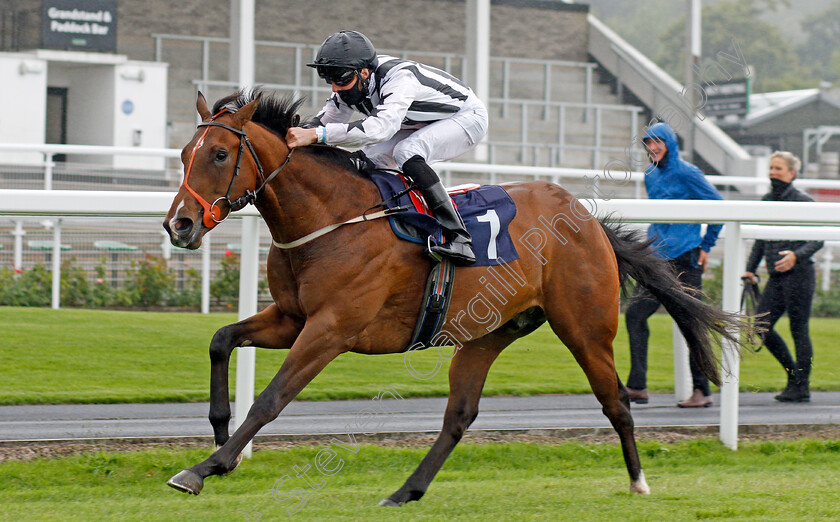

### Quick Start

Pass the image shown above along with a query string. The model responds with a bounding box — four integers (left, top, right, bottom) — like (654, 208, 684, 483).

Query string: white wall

(1, 51, 168, 171)
(0, 53, 48, 165)
(113, 61, 169, 170)
(58, 63, 116, 164)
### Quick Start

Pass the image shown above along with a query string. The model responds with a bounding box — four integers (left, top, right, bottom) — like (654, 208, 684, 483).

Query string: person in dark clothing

(625, 122, 723, 408)
(743, 151, 823, 403)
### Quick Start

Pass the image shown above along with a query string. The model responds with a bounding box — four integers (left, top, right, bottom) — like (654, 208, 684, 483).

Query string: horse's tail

(599, 218, 754, 387)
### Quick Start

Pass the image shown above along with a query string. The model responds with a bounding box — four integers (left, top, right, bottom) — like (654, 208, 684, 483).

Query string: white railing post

(44, 153, 54, 190)
(160, 230, 172, 261)
(673, 326, 692, 402)
(12, 220, 25, 272)
(232, 0, 257, 458)
(235, 215, 260, 458)
(51, 218, 62, 310)
(720, 221, 744, 450)
(201, 234, 211, 314)
(293, 46, 302, 100)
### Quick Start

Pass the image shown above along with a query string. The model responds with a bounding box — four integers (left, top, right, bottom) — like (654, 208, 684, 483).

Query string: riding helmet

(307, 30, 377, 70)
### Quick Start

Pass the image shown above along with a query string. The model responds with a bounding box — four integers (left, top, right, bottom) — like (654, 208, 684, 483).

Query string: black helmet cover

(307, 30, 376, 71)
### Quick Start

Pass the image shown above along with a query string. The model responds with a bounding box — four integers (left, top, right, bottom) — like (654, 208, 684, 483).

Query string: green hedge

(5, 253, 839, 316)
(0, 251, 264, 309)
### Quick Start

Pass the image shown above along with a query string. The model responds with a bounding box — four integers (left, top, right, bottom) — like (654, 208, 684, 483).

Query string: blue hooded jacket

(643, 123, 723, 260)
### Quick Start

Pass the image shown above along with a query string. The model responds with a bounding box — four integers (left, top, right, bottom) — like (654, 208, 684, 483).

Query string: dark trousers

(626, 248, 710, 395)
(758, 266, 815, 386)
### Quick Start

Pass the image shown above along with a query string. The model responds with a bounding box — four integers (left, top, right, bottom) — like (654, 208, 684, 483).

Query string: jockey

(286, 30, 488, 265)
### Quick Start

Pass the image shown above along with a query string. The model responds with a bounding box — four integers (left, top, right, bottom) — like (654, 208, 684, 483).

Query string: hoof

(629, 471, 651, 495)
(378, 498, 402, 507)
(167, 469, 204, 495)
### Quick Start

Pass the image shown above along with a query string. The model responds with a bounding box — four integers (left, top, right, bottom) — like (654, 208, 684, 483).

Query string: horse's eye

(214, 150, 228, 162)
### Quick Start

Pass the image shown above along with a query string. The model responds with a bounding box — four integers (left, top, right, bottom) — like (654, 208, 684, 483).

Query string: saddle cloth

(369, 171, 519, 267)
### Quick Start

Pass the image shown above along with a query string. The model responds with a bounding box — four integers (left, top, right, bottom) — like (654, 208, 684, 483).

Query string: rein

(182, 107, 295, 229)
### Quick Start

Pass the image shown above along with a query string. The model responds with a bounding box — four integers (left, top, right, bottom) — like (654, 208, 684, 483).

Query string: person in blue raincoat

(624, 122, 723, 408)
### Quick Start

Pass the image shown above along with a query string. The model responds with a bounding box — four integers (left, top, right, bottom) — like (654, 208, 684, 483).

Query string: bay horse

(163, 89, 748, 504)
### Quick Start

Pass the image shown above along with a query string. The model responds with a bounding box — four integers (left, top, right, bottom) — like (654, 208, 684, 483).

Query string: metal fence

(6, 144, 840, 312)
(151, 33, 639, 169)
(0, 216, 274, 308)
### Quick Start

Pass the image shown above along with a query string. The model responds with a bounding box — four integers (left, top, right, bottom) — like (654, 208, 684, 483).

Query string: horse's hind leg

(380, 331, 516, 506)
(547, 308, 650, 495)
(207, 304, 302, 446)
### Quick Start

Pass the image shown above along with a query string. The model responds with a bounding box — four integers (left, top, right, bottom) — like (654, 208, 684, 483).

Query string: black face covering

(337, 79, 367, 107)
(770, 178, 791, 199)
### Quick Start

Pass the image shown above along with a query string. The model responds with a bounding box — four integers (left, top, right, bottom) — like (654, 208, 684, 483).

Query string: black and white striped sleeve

(309, 95, 354, 129)
(323, 70, 416, 147)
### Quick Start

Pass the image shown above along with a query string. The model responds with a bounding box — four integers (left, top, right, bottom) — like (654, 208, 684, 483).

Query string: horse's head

(163, 92, 264, 249)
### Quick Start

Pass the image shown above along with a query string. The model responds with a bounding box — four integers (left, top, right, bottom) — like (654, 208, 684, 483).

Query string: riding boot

(402, 155, 476, 265)
(423, 182, 476, 265)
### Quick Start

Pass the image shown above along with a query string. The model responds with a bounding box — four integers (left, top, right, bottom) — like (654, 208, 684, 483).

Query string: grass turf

(1, 306, 838, 405)
(2, 439, 839, 521)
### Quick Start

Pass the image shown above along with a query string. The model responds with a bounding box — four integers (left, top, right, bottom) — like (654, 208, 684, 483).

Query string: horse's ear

(196, 92, 212, 121)
(233, 96, 261, 128)
(292, 114, 300, 127)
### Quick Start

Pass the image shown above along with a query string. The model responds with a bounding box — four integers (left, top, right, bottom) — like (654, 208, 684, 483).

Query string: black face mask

(770, 178, 790, 198)
(337, 79, 367, 107)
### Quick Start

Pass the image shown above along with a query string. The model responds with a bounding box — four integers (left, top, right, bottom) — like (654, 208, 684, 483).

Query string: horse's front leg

(168, 321, 346, 495)
(208, 304, 302, 447)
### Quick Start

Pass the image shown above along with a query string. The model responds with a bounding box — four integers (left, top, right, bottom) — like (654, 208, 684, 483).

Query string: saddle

(369, 170, 519, 267)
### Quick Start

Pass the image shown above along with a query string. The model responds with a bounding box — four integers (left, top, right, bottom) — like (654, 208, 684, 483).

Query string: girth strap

(405, 258, 456, 351)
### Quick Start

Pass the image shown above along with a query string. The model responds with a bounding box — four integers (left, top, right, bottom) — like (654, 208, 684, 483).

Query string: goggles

(317, 67, 357, 87)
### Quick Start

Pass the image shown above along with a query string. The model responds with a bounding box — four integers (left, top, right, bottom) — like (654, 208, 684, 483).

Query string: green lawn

(2, 439, 840, 521)
(1, 307, 838, 405)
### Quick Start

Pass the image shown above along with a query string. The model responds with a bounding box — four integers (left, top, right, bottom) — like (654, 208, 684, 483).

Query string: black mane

(212, 88, 303, 137)
(211, 88, 361, 174)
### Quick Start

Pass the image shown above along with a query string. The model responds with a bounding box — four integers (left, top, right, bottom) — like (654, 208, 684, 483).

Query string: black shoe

(774, 383, 810, 403)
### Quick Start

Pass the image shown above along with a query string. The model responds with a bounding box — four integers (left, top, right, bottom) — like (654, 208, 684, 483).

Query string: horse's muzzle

(164, 216, 202, 249)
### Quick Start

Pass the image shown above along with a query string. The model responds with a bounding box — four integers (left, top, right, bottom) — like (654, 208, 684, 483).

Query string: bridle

(181, 107, 295, 229)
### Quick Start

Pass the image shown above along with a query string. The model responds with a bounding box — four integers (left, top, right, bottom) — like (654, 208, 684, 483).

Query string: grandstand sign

(42, 0, 117, 52)
(704, 78, 750, 117)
